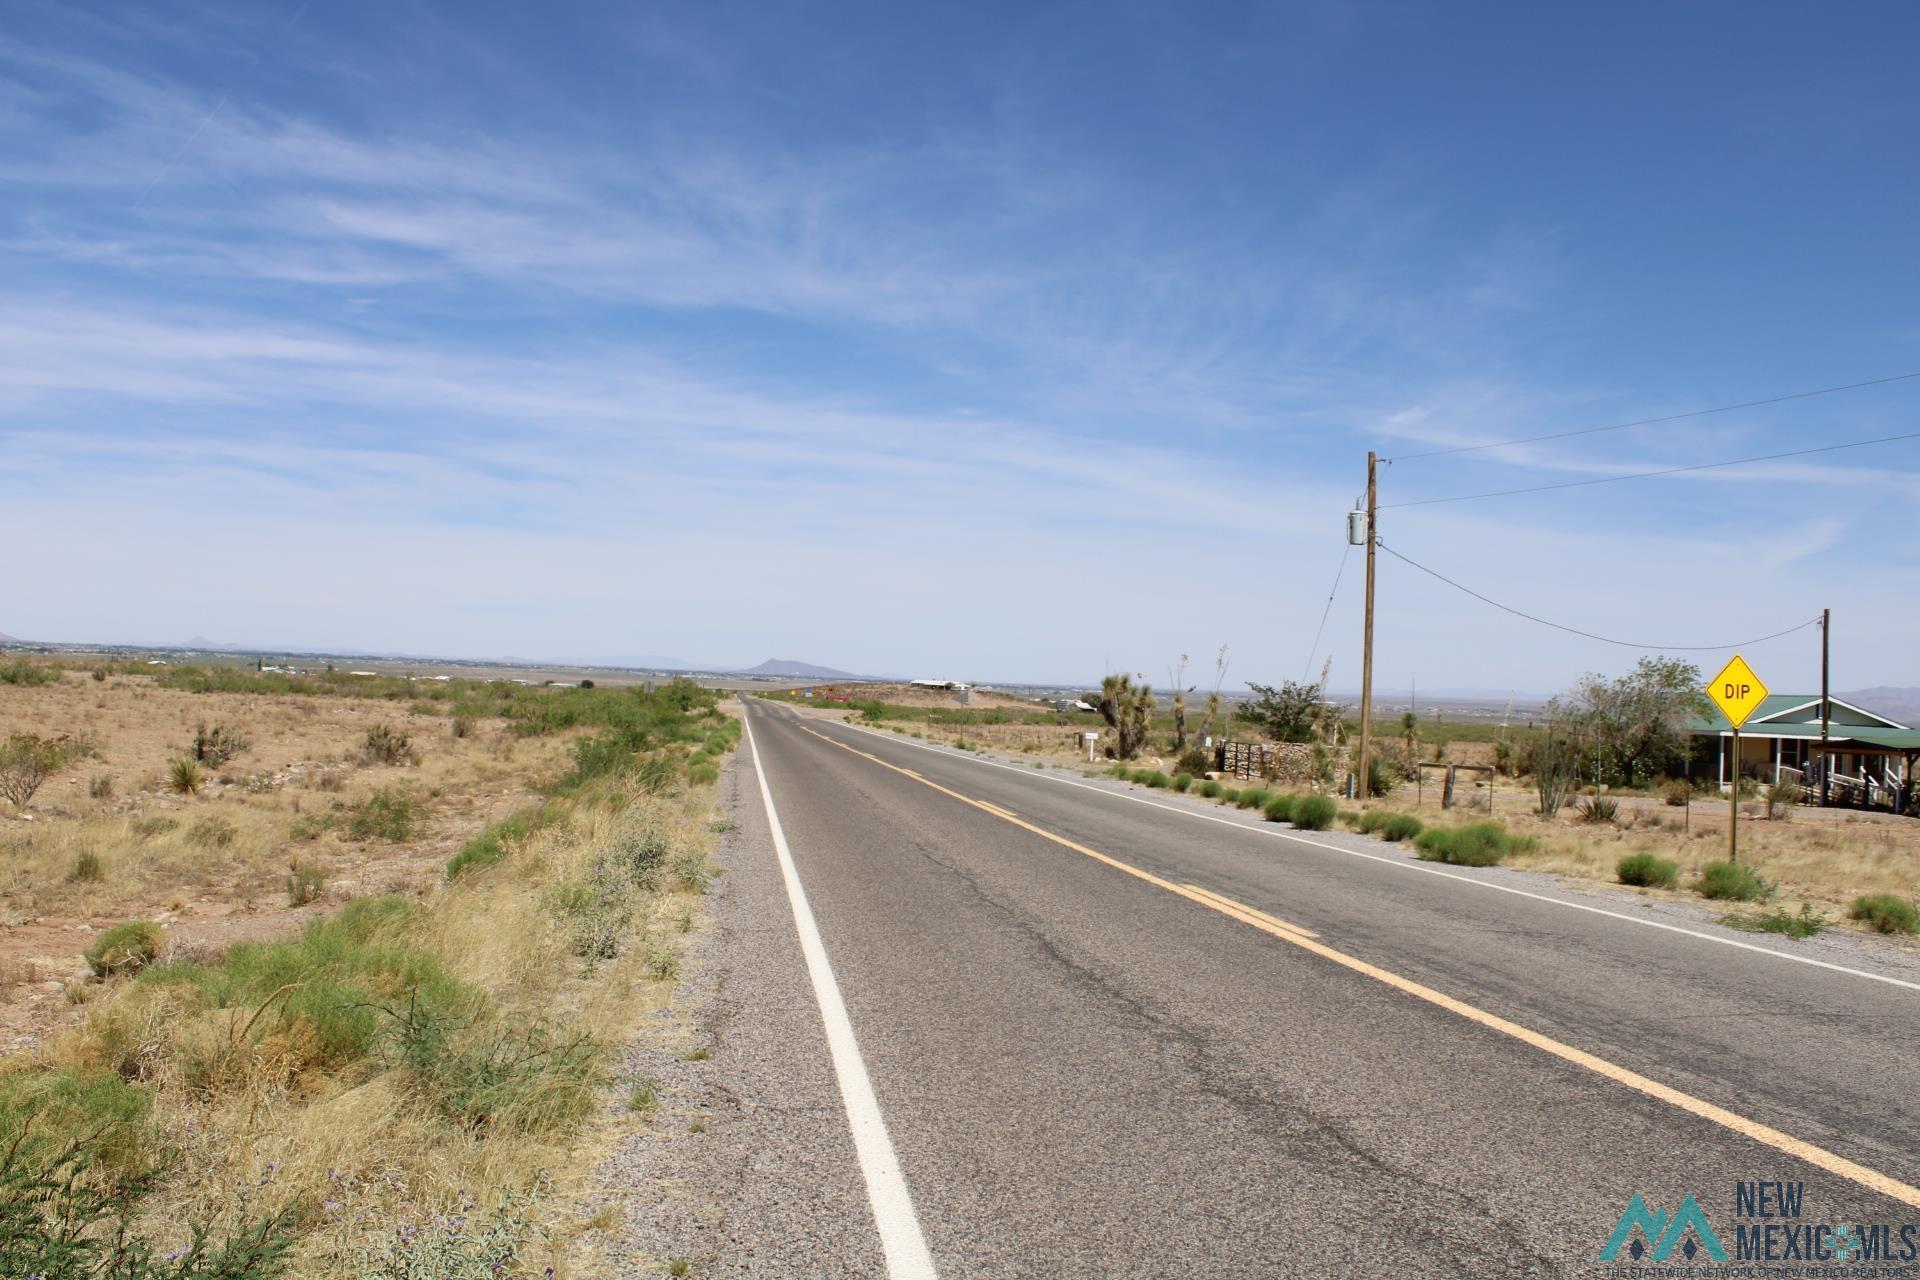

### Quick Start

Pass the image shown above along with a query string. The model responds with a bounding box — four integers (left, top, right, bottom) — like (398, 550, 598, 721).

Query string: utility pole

(1819, 607, 1831, 807)
(1357, 450, 1378, 800)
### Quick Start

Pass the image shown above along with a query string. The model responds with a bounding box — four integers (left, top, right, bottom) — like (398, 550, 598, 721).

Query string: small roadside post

(1706, 654, 1769, 865)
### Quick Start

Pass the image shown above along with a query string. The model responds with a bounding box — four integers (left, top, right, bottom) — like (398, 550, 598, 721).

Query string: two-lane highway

(705, 698, 1920, 1277)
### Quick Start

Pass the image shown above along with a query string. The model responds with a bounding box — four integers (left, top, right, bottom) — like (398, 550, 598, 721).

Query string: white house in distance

(1688, 693, 1920, 812)
(910, 678, 970, 691)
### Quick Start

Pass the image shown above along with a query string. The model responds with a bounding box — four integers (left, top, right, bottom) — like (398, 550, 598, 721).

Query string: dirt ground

(0, 670, 572, 1053)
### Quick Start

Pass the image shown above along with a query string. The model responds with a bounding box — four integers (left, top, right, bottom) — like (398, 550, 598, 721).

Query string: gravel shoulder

(580, 749, 885, 1279)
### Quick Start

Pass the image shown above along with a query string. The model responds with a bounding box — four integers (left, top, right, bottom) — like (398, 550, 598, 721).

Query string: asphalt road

(674, 699, 1920, 1279)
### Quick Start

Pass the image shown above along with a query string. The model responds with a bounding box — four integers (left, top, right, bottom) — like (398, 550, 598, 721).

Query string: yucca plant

(167, 757, 204, 795)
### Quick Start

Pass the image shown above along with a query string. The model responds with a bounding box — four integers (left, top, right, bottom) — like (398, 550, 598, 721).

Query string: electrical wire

(1376, 539, 1820, 651)
(1380, 431, 1920, 509)
(1388, 371, 1920, 462)
(1300, 543, 1351, 682)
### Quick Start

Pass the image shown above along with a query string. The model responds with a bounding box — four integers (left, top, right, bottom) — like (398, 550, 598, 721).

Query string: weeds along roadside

(0, 674, 742, 1278)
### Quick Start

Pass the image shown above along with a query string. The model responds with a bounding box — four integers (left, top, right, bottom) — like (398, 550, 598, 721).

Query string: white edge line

(804, 710, 1920, 996)
(742, 708, 940, 1279)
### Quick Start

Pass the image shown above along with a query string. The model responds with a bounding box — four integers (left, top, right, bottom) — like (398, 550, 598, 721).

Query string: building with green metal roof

(1687, 693, 1916, 811)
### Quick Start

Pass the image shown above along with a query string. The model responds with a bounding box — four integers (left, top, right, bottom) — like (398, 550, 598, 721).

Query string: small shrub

(1728, 903, 1826, 939)
(360, 723, 417, 766)
(91, 666, 108, 682)
(0, 733, 80, 807)
(1142, 771, 1172, 789)
(1767, 778, 1804, 820)
(1575, 796, 1619, 825)
(1198, 779, 1223, 798)
(451, 714, 475, 739)
(628, 1079, 659, 1113)
(1415, 822, 1527, 867)
(286, 863, 326, 906)
(1292, 794, 1337, 830)
(1382, 814, 1423, 843)
(346, 788, 420, 841)
(1172, 772, 1194, 792)
(166, 757, 205, 795)
(69, 850, 105, 883)
(1696, 860, 1771, 902)
(1175, 748, 1212, 777)
(84, 920, 164, 977)
(1662, 780, 1691, 807)
(1356, 810, 1390, 835)
(688, 761, 720, 786)
(1218, 787, 1239, 804)
(1849, 893, 1919, 935)
(672, 850, 712, 894)
(88, 773, 113, 799)
(189, 721, 250, 766)
(1235, 788, 1270, 811)
(1616, 852, 1679, 889)
(0, 660, 57, 686)
(1262, 794, 1295, 823)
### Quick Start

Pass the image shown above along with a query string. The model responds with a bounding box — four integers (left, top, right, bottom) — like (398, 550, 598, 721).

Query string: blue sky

(4, 1, 1917, 693)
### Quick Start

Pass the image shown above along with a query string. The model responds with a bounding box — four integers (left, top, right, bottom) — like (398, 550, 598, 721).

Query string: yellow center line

(789, 715, 1920, 1210)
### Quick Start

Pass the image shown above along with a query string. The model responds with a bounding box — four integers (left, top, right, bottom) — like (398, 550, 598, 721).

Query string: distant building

(1687, 693, 1918, 811)
(910, 678, 970, 691)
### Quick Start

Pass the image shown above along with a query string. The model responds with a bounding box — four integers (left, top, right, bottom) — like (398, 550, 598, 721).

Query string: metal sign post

(1706, 654, 1769, 866)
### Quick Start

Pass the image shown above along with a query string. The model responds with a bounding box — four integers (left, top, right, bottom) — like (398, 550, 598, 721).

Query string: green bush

(1142, 771, 1171, 789)
(1616, 852, 1679, 889)
(446, 811, 539, 879)
(688, 761, 719, 786)
(1198, 779, 1223, 798)
(1728, 903, 1827, 939)
(1355, 810, 1390, 834)
(1662, 779, 1691, 806)
(1382, 814, 1423, 843)
(70, 850, 106, 883)
(85, 920, 164, 977)
(0, 660, 58, 686)
(1849, 893, 1919, 935)
(1696, 860, 1771, 902)
(1175, 748, 1212, 777)
(1235, 788, 1270, 810)
(346, 789, 420, 842)
(189, 721, 250, 767)
(1171, 772, 1194, 792)
(1292, 794, 1337, 830)
(1262, 794, 1295, 823)
(1218, 787, 1239, 804)
(1414, 821, 1528, 867)
(360, 724, 417, 766)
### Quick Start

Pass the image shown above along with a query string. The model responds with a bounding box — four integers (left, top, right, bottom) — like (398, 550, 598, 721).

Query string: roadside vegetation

(0, 659, 738, 1276)
(794, 652, 1920, 942)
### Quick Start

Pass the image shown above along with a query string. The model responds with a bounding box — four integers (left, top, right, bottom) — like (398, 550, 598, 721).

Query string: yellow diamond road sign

(1707, 654, 1769, 730)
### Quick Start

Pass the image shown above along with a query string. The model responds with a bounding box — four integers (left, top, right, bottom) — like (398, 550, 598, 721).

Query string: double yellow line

(793, 718, 1920, 1211)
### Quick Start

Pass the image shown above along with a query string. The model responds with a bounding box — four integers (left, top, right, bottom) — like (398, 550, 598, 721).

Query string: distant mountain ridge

(736, 658, 860, 680)
(1840, 687, 1920, 726)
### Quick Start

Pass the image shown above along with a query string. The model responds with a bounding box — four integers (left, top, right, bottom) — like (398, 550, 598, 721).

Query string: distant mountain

(736, 658, 860, 680)
(1840, 687, 1920, 726)
(0, 631, 18, 642)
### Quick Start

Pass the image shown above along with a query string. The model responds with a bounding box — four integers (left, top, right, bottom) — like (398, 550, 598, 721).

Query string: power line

(1388, 371, 1920, 462)
(1300, 543, 1351, 683)
(1376, 539, 1820, 651)
(1381, 430, 1920, 510)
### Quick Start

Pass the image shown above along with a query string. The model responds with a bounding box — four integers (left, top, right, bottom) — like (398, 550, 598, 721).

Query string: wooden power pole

(1820, 606, 1831, 807)
(1357, 451, 1378, 800)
